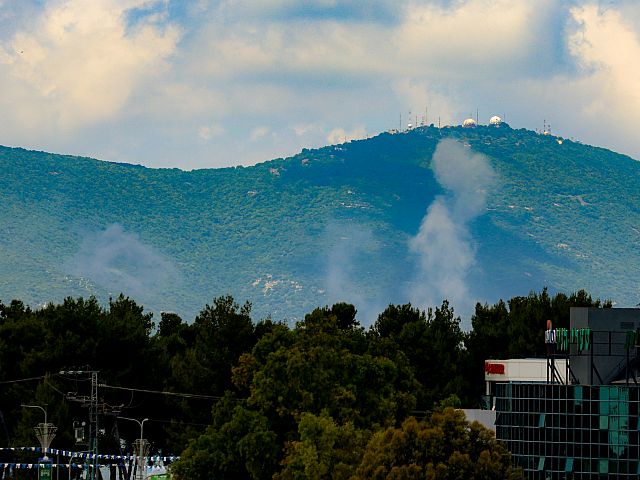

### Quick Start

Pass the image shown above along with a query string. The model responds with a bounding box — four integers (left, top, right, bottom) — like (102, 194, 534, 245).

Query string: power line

(99, 384, 224, 401)
(121, 417, 212, 428)
(0, 376, 45, 384)
(0, 376, 225, 400)
(44, 377, 66, 396)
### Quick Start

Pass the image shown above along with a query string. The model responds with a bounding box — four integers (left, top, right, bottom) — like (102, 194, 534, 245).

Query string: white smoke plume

(409, 139, 496, 317)
(324, 222, 387, 325)
(67, 224, 178, 300)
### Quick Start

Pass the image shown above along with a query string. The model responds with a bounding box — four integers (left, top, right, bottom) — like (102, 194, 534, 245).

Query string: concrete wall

(485, 358, 567, 383)
(460, 409, 496, 432)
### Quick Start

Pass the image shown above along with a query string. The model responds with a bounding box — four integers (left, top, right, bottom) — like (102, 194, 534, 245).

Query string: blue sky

(1, 0, 639, 169)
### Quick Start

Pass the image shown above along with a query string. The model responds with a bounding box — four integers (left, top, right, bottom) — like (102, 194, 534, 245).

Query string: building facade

(492, 308, 640, 479)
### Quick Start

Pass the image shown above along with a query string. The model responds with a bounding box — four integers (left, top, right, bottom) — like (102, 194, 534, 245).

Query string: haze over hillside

(1, 124, 638, 325)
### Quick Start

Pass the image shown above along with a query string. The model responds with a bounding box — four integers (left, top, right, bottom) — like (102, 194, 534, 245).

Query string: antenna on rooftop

(476, 108, 479, 124)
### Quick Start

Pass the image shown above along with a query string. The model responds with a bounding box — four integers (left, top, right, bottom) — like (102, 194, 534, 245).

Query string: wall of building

(570, 308, 640, 385)
(495, 382, 640, 479)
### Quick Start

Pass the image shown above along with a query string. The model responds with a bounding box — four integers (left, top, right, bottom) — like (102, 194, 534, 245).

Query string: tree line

(0, 289, 609, 478)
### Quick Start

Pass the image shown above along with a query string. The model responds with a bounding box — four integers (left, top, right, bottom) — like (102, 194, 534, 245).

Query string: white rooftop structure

(462, 118, 476, 128)
(489, 115, 502, 126)
(485, 358, 567, 384)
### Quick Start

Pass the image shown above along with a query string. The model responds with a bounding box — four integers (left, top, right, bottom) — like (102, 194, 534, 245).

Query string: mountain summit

(2, 125, 638, 324)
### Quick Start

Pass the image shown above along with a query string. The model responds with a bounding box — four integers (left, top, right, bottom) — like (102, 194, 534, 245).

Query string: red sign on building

(484, 362, 505, 375)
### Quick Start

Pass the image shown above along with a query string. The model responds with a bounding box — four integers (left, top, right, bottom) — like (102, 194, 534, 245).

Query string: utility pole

(89, 371, 98, 479)
(60, 369, 102, 480)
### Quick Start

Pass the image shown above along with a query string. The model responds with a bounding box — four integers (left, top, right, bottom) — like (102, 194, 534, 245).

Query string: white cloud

(326, 127, 366, 145)
(392, 78, 457, 127)
(495, 2, 640, 160)
(1, 0, 640, 168)
(0, 0, 179, 133)
(395, 1, 539, 75)
(568, 4, 640, 125)
(198, 123, 225, 141)
(291, 123, 320, 136)
(250, 126, 270, 141)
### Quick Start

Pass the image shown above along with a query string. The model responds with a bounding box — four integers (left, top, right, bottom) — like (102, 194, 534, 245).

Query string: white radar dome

(462, 118, 476, 128)
(489, 115, 502, 125)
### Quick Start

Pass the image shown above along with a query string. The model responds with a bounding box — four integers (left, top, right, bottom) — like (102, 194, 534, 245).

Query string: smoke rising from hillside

(409, 139, 496, 317)
(324, 222, 387, 325)
(67, 224, 178, 300)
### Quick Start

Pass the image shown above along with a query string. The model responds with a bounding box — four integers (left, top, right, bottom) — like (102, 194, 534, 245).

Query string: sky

(1, 0, 639, 170)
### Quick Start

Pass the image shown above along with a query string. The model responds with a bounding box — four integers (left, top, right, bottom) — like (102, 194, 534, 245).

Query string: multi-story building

(489, 307, 640, 479)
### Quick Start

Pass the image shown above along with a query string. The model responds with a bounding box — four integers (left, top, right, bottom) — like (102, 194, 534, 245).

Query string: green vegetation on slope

(1, 125, 638, 322)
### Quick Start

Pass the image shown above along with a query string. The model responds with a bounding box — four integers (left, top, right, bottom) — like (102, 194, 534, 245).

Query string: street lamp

(21, 403, 47, 427)
(21, 404, 56, 460)
(118, 417, 149, 480)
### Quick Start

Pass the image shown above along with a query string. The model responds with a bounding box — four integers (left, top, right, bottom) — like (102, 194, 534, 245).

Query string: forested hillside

(1, 124, 638, 323)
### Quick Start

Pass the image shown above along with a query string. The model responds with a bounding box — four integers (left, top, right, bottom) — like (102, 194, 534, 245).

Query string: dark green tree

(370, 301, 467, 408)
(172, 295, 255, 395)
(275, 411, 370, 480)
(353, 409, 522, 480)
(172, 395, 279, 480)
(174, 304, 419, 480)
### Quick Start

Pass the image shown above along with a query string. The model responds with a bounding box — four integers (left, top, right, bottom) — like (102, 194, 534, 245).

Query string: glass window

(565, 458, 574, 472)
(574, 385, 583, 406)
(600, 415, 609, 429)
(599, 459, 609, 474)
(537, 457, 545, 471)
(538, 413, 546, 428)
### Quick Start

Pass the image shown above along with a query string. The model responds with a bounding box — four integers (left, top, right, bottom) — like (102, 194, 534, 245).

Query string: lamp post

(21, 404, 52, 458)
(21, 403, 47, 427)
(21, 404, 56, 480)
(119, 417, 149, 480)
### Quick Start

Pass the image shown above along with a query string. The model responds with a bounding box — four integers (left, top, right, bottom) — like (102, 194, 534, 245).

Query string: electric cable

(99, 384, 223, 400)
(0, 376, 45, 384)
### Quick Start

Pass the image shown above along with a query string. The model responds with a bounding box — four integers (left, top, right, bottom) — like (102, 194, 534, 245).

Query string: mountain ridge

(2, 125, 638, 325)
